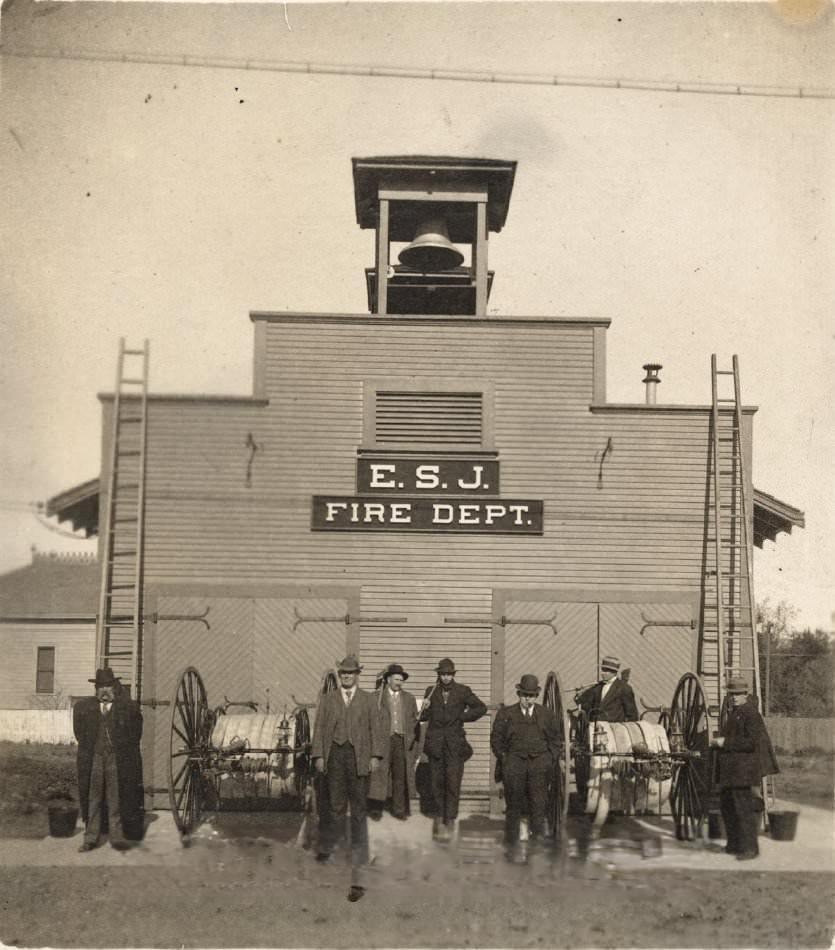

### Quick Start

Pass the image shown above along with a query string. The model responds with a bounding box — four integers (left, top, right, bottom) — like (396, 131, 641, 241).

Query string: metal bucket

(769, 810, 799, 842)
(47, 802, 79, 837)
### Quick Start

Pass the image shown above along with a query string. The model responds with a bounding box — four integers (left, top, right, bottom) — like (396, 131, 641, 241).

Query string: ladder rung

(105, 620, 135, 627)
(120, 377, 145, 385)
(110, 550, 137, 558)
(109, 583, 136, 590)
(715, 370, 735, 376)
(119, 416, 143, 423)
(716, 398, 737, 403)
(123, 348, 145, 356)
(103, 651, 133, 657)
(118, 450, 142, 457)
(114, 517, 138, 524)
(115, 482, 139, 490)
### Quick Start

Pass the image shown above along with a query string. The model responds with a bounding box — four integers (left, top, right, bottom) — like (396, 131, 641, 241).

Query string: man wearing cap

(710, 676, 779, 861)
(311, 655, 386, 865)
(368, 663, 420, 821)
(73, 667, 144, 851)
(575, 655, 639, 723)
(419, 658, 487, 839)
(491, 674, 561, 855)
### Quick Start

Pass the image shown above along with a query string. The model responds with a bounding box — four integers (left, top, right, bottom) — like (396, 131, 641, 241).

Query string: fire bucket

(768, 810, 799, 842)
(47, 802, 79, 837)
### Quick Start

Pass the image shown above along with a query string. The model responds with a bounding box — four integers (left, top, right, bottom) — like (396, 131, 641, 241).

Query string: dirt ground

(1, 743, 833, 949)
(1, 809, 834, 950)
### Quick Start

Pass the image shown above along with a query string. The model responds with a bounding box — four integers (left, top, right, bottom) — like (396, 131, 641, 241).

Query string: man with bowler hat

(369, 663, 420, 821)
(419, 658, 486, 840)
(710, 675, 779, 860)
(311, 655, 385, 865)
(73, 667, 143, 851)
(491, 674, 561, 855)
(576, 655, 639, 723)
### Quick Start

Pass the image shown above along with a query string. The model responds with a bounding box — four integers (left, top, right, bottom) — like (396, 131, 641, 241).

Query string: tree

(757, 600, 835, 717)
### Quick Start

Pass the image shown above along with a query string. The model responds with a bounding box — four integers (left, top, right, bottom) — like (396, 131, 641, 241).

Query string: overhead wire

(2, 44, 833, 100)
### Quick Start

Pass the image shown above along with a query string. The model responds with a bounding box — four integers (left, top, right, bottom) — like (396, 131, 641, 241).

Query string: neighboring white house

(0, 547, 97, 711)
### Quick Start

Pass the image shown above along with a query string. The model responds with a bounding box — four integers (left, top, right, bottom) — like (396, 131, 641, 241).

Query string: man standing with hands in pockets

(312, 655, 385, 866)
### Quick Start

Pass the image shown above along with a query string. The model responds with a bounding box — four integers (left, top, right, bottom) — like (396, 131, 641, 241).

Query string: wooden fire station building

(47, 156, 804, 808)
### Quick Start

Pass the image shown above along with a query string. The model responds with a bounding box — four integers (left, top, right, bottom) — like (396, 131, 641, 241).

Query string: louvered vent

(375, 391, 483, 446)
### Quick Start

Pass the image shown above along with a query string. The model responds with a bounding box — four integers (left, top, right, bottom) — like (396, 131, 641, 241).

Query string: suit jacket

(490, 702, 561, 776)
(419, 681, 487, 760)
(368, 687, 419, 801)
(577, 678, 639, 723)
(73, 695, 144, 832)
(311, 687, 386, 776)
(716, 696, 780, 788)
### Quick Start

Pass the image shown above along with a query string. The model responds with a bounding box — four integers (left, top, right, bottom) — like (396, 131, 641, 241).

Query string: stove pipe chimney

(642, 364, 662, 405)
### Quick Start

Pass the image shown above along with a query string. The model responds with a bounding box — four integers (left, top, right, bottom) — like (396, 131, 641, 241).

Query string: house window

(36, 647, 55, 694)
(364, 379, 494, 451)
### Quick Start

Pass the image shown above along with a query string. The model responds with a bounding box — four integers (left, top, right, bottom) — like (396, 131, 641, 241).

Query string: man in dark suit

(491, 674, 561, 856)
(711, 676, 779, 860)
(368, 663, 420, 821)
(576, 655, 639, 723)
(311, 655, 385, 866)
(73, 667, 143, 851)
(419, 657, 487, 840)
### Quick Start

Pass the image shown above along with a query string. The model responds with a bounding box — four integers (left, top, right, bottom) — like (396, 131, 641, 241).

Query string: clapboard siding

(0, 622, 96, 708)
(98, 314, 757, 783)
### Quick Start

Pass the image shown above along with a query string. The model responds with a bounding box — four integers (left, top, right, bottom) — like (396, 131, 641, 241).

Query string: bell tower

(352, 156, 516, 317)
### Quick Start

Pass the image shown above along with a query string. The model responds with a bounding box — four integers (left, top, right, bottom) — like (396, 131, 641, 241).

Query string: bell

(398, 216, 464, 272)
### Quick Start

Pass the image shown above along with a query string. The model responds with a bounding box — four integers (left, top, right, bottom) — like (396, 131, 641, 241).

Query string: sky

(0, 0, 833, 631)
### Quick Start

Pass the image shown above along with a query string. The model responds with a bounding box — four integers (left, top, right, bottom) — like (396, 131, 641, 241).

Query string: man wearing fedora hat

(575, 655, 639, 723)
(491, 674, 561, 854)
(73, 667, 144, 851)
(368, 663, 420, 821)
(419, 658, 486, 839)
(311, 655, 385, 865)
(710, 675, 779, 861)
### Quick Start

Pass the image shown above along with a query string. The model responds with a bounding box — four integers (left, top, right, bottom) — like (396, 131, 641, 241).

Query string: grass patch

(774, 751, 835, 809)
(0, 741, 78, 838)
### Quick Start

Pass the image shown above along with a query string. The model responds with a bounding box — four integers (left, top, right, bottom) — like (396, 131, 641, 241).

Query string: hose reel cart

(542, 670, 715, 841)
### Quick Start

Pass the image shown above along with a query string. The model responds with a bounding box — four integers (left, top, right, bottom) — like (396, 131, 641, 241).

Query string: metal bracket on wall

(149, 606, 211, 630)
(291, 606, 407, 631)
(444, 614, 559, 636)
(638, 612, 696, 637)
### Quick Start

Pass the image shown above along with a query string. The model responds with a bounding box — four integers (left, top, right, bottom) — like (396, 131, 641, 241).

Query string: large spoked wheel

(293, 707, 313, 803)
(569, 707, 591, 812)
(542, 671, 570, 841)
(667, 673, 714, 841)
(168, 666, 211, 840)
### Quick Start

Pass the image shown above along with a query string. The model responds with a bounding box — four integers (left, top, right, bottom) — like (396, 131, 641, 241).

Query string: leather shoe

(111, 841, 130, 851)
(347, 885, 365, 902)
(736, 851, 758, 861)
(78, 842, 96, 852)
(723, 846, 738, 855)
(315, 852, 332, 863)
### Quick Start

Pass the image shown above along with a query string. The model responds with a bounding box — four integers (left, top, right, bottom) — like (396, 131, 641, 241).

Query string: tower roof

(352, 155, 517, 238)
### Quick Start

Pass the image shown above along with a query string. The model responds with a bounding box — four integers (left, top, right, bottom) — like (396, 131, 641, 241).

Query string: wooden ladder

(704, 355, 770, 819)
(96, 339, 149, 700)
